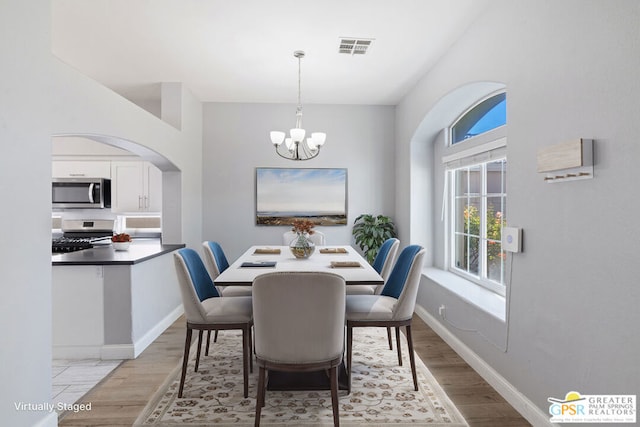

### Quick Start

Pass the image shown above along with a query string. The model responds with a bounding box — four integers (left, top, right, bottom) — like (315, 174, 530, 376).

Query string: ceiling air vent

(339, 38, 374, 55)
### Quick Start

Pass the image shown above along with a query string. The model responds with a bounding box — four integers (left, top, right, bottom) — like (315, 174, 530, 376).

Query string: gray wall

(202, 103, 396, 260)
(1, 4, 55, 425)
(395, 0, 640, 419)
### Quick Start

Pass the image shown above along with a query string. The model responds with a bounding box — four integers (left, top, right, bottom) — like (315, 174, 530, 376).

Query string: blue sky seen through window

(467, 98, 506, 136)
(452, 93, 506, 143)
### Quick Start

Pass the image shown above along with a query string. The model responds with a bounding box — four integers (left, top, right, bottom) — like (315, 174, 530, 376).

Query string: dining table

(213, 245, 383, 287)
(213, 244, 383, 392)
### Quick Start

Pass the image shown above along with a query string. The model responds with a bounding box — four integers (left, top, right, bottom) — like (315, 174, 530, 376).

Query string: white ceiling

(52, 0, 489, 105)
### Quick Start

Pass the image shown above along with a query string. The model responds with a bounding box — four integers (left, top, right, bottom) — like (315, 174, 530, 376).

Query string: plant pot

(113, 241, 131, 251)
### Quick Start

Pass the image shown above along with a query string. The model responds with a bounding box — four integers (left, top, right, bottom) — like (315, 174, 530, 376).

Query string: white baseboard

(101, 344, 135, 360)
(415, 304, 558, 427)
(132, 305, 183, 358)
(102, 305, 183, 360)
(53, 345, 102, 359)
(54, 306, 183, 360)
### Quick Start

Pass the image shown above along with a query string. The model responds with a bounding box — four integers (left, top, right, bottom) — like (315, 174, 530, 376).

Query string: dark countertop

(52, 238, 185, 266)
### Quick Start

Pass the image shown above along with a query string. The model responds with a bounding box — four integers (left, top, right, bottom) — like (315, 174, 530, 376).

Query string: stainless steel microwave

(52, 178, 111, 209)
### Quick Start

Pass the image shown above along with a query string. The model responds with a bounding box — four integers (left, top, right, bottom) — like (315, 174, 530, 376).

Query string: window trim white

(442, 134, 506, 165)
(423, 267, 506, 321)
(443, 126, 507, 297)
(448, 158, 507, 296)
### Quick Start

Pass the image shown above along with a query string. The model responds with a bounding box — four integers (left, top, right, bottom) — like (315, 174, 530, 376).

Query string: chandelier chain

(298, 53, 301, 108)
(296, 53, 303, 127)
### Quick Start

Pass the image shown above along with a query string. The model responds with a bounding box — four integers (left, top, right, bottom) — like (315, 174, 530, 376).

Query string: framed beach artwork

(256, 168, 347, 226)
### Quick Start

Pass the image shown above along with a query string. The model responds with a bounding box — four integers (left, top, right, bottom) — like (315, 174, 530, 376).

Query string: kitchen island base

(52, 242, 183, 360)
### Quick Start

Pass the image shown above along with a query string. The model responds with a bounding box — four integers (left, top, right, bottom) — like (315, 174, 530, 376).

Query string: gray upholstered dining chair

(282, 230, 326, 246)
(345, 245, 426, 393)
(173, 248, 253, 398)
(202, 241, 253, 354)
(252, 272, 345, 427)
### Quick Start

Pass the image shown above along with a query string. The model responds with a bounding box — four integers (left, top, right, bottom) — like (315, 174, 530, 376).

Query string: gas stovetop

(52, 237, 95, 253)
(52, 219, 115, 253)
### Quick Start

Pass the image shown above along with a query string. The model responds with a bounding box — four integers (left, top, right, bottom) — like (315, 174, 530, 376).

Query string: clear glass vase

(289, 232, 316, 259)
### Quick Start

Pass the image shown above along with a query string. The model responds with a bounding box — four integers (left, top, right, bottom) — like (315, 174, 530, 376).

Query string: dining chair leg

(195, 329, 204, 372)
(242, 327, 249, 398)
(255, 366, 266, 427)
(248, 325, 253, 373)
(346, 325, 353, 394)
(330, 365, 340, 427)
(205, 330, 211, 356)
(406, 324, 418, 391)
(386, 327, 393, 350)
(263, 370, 269, 407)
(395, 326, 402, 366)
(178, 327, 193, 398)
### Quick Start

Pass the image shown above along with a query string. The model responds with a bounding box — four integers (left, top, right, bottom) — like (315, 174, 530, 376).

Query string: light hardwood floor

(59, 315, 531, 426)
(410, 318, 531, 426)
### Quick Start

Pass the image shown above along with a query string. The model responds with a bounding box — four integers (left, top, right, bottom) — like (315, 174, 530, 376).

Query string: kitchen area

(51, 136, 184, 362)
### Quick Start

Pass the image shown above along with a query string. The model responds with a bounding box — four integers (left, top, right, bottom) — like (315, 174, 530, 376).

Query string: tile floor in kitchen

(52, 358, 122, 413)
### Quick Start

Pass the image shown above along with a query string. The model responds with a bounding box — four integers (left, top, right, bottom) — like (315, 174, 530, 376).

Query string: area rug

(134, 327, 468, 426)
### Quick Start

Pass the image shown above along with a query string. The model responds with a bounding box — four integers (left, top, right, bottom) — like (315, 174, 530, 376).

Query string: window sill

(422, 267, 506, 322)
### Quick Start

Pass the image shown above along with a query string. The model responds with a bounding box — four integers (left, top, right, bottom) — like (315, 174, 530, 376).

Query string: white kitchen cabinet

(52, 249, 182, 359)
(52, 160, 111, 178)
(111, 161, 162, 213)
(52, 266, 105, 358)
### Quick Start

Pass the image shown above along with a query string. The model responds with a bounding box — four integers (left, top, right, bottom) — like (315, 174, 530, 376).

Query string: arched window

(445, 92, 507, 294)
(451, 92, 506, 144)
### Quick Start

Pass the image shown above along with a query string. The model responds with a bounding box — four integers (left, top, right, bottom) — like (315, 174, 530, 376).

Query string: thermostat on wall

(502, 227, 522, 253)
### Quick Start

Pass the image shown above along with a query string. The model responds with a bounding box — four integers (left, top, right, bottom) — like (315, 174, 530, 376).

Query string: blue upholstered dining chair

(173, 248, 253, 398)
(345, 245, 426, 393)
(346, 237, 400, 296)
(344, 237, 401, 351)
(202, 241, 253, 297)
(372, 237, 400, 289)
(202, 241, 253, 353)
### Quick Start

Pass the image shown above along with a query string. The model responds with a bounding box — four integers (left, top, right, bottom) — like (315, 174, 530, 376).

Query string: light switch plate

(502, 227, 522, 252)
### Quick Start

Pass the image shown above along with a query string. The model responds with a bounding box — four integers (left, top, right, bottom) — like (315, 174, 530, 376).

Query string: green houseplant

(352, 214, 397, 264)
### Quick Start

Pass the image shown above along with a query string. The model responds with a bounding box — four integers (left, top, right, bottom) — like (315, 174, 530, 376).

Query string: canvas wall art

(256, 168, 347, 226)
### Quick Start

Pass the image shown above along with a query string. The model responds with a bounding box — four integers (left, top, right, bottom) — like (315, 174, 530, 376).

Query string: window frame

(447, 156, 506, 295)
(450, 91, 506, 144)
(443, 91, 507, 296)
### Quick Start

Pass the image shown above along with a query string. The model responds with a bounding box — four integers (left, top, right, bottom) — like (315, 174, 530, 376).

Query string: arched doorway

(52, 133, 182, 243)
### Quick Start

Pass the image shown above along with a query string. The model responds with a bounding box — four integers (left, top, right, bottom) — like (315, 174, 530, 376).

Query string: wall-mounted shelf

(537, 138, 593, 183)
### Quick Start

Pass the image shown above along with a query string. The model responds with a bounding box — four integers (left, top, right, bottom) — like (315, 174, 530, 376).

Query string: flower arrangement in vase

(289, 219, 316, 259)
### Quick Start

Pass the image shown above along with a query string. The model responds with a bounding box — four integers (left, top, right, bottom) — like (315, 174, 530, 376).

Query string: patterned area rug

(134, 327, 467, 426)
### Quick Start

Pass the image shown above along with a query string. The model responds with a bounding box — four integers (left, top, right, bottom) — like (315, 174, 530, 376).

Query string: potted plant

(352, 214, 397, 264)
(111, 232, 132, 251)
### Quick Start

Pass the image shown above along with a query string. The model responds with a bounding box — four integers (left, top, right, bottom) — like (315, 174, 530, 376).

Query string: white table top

(214, 245, 383, 286)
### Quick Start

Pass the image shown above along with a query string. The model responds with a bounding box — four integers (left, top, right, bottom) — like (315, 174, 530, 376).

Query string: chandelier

(270, 51, 326, 161)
